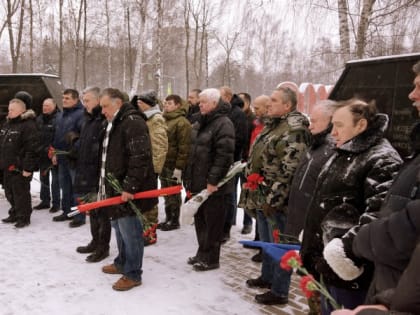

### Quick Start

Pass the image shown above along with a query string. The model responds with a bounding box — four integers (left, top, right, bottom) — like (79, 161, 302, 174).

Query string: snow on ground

(0, 177, 259, 315)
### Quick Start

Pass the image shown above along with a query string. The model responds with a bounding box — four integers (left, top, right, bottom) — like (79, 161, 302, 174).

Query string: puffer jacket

(183, 100, 235, 195)
(103, 103, 157, 219)
(301, 114, 403, 290)
(352, 121, 420, 307)
(285, 127, 334, 237)
(0, 110, 39, 172)
(163, 105, 191, 171)
(73, 106, 105, 194)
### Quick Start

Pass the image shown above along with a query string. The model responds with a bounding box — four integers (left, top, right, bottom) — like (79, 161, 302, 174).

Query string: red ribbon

(74, 185, 182, 213)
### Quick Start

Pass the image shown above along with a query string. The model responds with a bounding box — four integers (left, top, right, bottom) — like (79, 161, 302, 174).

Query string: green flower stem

(295, 264, 341, 310)
(106, 173, 150, 229)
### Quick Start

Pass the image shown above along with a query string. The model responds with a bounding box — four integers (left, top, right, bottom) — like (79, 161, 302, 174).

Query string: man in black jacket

(74, 87, 110, 262)
(99, 88, 157, 291)
(1, 98, 39, 228)
(331, 60, 420, 315)
(34, 98, 60, 213)
(184, 88, 235, 271)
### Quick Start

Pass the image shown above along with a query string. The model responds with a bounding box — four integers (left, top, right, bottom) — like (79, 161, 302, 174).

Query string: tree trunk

(59, 0, 64, 78)
(29, 0, 34, 72)
(155, 0, 163, 97)
(183, 0, 190, 96)
(356, 0, 376, 59)
(105, 0, 112, 86)
(72, 0, 84, 88)
(82, 0, 87, 88)
(337, 0, 351, 62)
(130, 0, 147, 97)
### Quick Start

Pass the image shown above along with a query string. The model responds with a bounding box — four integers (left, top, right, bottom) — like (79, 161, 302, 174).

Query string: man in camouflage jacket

(246, 87, 311, 305)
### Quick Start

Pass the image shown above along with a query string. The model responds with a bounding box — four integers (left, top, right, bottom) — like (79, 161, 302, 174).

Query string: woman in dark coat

(300, 99, 403, 314)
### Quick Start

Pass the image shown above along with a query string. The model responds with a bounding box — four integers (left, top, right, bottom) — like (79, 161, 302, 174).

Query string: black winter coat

(301, 114, 402, 290)
(228, 94, 248, 162)
(36, 108, 59, 170)
(352, 122, 420, 309)
(0, 110, 40, 172)
(73, 106, 105, 195)
(285, 127, 334, 237)
(103, 103, 157, 220)
(184, 100, 235, 195)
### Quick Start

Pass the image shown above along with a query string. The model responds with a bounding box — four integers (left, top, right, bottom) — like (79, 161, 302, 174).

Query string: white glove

(172, 168, 182, 184)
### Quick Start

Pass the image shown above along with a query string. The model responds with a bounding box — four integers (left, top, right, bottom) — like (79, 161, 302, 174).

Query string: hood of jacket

(143, 105, 162, 120)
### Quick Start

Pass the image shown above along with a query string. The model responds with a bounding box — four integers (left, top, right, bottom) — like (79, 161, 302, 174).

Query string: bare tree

(183, 0, 190, 95)
(337, 0, 351, 61)
(154, 0, 163, 97)
(6, 0, 25, 72)
(130, 0, 148, 96)
(58, 0, 64, 77)
(82, 0, 87, 87)
(105, 0, 112, 86)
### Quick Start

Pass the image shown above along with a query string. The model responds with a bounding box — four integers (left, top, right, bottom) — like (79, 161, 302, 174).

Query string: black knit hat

(14, 91, 33, 109)
(137, 91, 157, 107)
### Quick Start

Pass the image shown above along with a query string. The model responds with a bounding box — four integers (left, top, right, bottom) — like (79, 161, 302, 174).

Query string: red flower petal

(280, 250, 302, 271)
(300, 275, 315, 298)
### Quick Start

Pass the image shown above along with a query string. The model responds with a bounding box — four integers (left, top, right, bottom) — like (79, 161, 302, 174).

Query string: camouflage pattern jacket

(143, 107, 168, 175)
(260, 111, 311, 211)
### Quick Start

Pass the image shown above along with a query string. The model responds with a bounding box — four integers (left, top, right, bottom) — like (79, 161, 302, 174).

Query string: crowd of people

(0, 61, 418, 315)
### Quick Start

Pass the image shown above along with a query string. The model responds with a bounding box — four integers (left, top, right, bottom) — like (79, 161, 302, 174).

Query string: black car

(0, 73, 64, 121)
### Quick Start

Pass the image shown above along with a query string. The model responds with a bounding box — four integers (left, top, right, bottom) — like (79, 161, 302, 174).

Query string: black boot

(86, 248, 109, 263)
(76, 241, 96, 254)
(160, 221, 180, 231)
(2, 215, 17, 223)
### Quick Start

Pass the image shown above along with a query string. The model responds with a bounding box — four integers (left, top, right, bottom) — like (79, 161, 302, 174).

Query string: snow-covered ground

(0, 177, 260, 315)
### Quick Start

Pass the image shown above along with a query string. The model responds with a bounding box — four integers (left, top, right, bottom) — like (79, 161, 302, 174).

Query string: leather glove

(262, 203, 277, 217)
(172, 168, 182, 184)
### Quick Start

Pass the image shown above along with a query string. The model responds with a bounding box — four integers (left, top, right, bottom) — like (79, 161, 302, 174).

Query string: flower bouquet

(280, 250, 341, 310)
(180, 161, 247, 225)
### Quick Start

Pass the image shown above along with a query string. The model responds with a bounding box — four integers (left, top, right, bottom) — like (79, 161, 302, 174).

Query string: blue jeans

(260, 211, 291, 297)
(40, 165, 60, 208)
(256, 210, 271, 242)
(58, 159, 76, 215)
(111, 216, 144, 282)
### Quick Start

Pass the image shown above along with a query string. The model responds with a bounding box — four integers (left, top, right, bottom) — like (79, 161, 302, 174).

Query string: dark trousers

(223, 175, 239, 235)
(239, 172, 253, 226)
(58, 159, 76, 215)
(194, 194, 228, 265)
(160, 167, 181, 223)
(90, 209, 111, 251)
(321, 285, 367, 315)
(4, 171, 32, 222)
(40, 165, 60, 207)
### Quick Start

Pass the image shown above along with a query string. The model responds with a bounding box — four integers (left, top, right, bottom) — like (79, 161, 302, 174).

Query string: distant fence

(277, 81, 334, 114)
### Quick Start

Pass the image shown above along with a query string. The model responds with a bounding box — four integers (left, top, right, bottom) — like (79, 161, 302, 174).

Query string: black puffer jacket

(0, 110, 39, 172)
(352, 122, 420, 308)
(36, 108, 60, 170)
(184, 100, 235, 195)
(285, 127, 334, 237)
(104, 103, 157, 219)
(73, 106, 106, 194)
(228, 94, 248, 162)
(301, 114, 403, 290)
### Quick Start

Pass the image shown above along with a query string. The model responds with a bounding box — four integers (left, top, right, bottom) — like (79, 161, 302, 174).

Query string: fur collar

(8, 109, 36, 122)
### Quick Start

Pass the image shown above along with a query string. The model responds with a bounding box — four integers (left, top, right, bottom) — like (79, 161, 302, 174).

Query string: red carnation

(273, 229, 280, 243)
(280, 250, 302, 271)
(8, 165, 16, 171)
(300, 275, 316, 298)
(244, 173, 264, 191)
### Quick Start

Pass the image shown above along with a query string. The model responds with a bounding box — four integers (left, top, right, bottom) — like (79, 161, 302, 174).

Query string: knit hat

(14, 91, 33, 110)
(137, 91, 157, 107)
